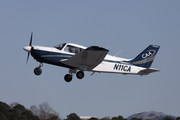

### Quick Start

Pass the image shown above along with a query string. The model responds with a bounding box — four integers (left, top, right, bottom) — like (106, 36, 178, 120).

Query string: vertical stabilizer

(128, 45, 160, 68)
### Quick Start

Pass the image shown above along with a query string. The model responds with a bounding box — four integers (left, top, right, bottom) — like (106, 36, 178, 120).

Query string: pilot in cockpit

(68, 47, 75, 53)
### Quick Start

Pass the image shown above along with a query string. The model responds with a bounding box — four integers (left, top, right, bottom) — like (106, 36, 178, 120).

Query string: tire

(34, 67, 42, 76)
(76, 71, 84, 79)
(64, 74, 72, 82)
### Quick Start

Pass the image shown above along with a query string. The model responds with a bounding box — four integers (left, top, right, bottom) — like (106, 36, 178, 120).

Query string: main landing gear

(34, 63, 43, 76)
(64, 74, 73, 82)
(64, 70, 84, 82)
(76, 71, 84, 79)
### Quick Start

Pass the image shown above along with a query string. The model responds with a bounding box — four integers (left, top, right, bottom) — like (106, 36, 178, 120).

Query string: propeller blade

(26, 52, 30, 65)
(26, 32, 33, 65)
(29, 32, 33, 46)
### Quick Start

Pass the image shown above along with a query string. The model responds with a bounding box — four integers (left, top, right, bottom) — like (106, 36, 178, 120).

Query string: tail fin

(128, 45, 160, 68)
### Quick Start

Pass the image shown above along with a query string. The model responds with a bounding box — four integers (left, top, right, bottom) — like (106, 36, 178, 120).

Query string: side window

(64, 45, 74, 53)
(64, 45, 84, 54)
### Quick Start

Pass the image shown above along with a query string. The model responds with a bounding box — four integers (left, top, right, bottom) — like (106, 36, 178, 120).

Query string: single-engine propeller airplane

(24, 33, 160, 82)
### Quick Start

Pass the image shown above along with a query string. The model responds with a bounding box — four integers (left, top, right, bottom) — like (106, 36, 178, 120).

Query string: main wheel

(34, 67, 42, 76)
(64, 74, 72, 82)
(76, 71, 84, 79)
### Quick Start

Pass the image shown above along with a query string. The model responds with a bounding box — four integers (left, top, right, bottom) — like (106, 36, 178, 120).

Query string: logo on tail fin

(142, 50, 156, 58)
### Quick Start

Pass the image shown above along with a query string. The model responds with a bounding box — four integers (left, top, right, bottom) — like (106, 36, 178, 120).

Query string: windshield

(54, 43, 66, 50)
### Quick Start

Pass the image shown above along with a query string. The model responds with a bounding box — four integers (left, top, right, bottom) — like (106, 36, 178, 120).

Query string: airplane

(23, 33, 160, 82)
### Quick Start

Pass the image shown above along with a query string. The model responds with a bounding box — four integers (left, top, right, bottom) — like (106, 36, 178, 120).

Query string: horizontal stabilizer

(138, 68, 160, 75)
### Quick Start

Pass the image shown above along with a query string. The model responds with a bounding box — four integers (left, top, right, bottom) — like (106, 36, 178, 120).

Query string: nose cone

(23, 46, 31, 52)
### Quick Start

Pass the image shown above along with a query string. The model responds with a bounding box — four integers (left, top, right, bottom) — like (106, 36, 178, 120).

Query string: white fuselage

(26, 44, 146, 75)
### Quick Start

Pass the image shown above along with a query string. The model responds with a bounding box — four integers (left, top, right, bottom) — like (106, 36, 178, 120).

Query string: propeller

(26, 32, 33, 65)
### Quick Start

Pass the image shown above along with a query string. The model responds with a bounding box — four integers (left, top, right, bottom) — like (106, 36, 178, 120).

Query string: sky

(0, 0, 180, 119)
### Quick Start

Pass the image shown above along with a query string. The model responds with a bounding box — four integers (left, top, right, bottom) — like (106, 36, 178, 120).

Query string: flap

(61, 46, 109, 70)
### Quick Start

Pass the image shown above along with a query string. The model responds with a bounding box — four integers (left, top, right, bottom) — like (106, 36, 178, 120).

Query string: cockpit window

(64, 45, 84, 54)
(54, 43, 66, 50)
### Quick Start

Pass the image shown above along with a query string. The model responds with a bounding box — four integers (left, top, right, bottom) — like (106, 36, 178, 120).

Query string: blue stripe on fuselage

(31, 49, 73, 66)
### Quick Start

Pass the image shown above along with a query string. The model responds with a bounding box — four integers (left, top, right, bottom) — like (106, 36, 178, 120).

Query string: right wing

(61, 46, 109, 71)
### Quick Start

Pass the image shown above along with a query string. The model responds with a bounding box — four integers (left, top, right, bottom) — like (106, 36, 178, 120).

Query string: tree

(66, 113, 81, 120)
(30, 105, 39, 116)
(8, 112, 20, 120)
(0, 101, 19, 120)
(19, 115, 28, 120)
(10, 102, 19, 109)
(47, 115, 59, 120)
(31, 102, 60, 120)
(176, 117, 180, 120)
(89, 117, 98, 120)
(22, 109, 40, 120)
(100, 117, 111, 120)
(14, 104, 26, 115)
(0, 101, 10, 116)
(0, 101, 40, 120)
(163, 117, 174, 120)
(131, 118, 142, 120)
(0, 112, 8, 120)
(111, 116, 124, 120)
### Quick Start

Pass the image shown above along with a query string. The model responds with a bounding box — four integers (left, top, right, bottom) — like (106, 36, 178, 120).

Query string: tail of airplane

(128, 45, 160, 68)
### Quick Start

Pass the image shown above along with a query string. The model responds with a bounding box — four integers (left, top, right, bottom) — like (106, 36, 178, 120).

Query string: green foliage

(0, 101, 40, 120)
(163, 117, 174, 120)
(131, 118, 142, 120)
(8, 112, 20, 120)
(66, 113, 81, 120)
(22, 109, 40, 120)
(0, 101, 10, 116)
(0, 101, 61, 120)
(14, 104, 25, 115)
(99, 117, 111, 120)
(0, 112, 8, 120)
(89, 117, 98, 120)
(111, 115, 124, 120)
(19, 115, 28, 120)
(176, 117, 180, 120)
(47, 115, 59, 120)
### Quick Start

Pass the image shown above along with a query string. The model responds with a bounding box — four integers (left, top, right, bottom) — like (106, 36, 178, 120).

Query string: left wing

(61, 46, 109, 71)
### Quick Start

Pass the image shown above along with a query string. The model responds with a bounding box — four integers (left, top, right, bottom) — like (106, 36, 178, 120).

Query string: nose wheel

(34, 63, 43, 76)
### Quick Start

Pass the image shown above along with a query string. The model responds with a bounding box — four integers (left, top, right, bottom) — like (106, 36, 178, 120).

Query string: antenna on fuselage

(114, 50, 122, 57)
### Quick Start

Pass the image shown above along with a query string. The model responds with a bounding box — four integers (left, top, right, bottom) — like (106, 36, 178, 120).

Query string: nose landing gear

(34, 63, 43, 76)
